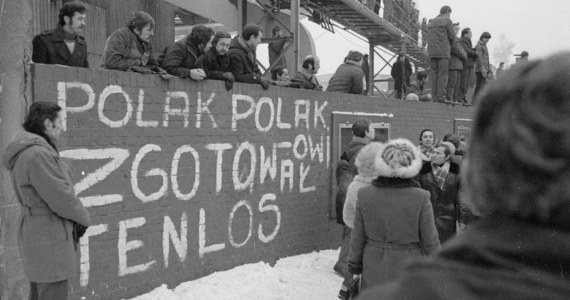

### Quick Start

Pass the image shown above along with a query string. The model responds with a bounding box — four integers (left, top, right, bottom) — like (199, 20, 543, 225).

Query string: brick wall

(27, 64, 474, 299)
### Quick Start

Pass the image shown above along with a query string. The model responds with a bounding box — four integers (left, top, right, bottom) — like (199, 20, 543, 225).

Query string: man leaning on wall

(3, 102, 91, 300)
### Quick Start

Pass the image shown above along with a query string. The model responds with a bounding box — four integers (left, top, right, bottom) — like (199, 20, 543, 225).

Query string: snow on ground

(126, 249, 343, 300)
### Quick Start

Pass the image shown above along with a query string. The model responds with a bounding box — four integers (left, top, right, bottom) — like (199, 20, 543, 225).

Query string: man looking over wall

(32, 1, 89, 68)
(160, 25, 214, 80)
(228, 23, 270, 90)
(292, 55, 323, 91)
(196, 31, 235, 90)
(101, 11, 171, 78)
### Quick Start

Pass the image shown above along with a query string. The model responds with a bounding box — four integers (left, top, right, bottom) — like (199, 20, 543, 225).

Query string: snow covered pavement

(126, 249, 343, 300)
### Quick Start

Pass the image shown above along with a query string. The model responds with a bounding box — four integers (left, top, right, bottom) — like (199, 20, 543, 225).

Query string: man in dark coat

(405, 70, 431, 101)
(418, 142, 469, 243)
(357, 52, 570, 300)
(3, 102, 91, 299)
(228, 23, 269, 89)
(473, 32, 492, 104)
(326, 51, 365, 95)
(334, 118, 375, 298)
(32, 1, 89, 68)
(196, 31, 234, 90)
(390, 52, 413, 99)
(457, 27, 478, 104)
(160, 25, 214, 80)
(291, 55, 322, 90)
(268, 26, 287, 70)
(446, 23, 467, 103)
(101, 11, 170, 79)
(427, 6, 455, 102)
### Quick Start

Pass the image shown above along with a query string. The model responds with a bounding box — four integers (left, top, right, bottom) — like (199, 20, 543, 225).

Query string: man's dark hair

(302, 56, 316, 70)
(417, 70, 428, 81)
(127, 11, 155, 32)
(434, 142, 451, 157)
(211, 31, 231, 47)
(23, 101, 61, 151)
(242, 24, 263, 41)
(189, 25, 215, 50)
(442, 133, 460, 150)
(440, 5, 452, 14)
(272, 25, 281, 36)
(461, 28, 471, 36)
(480, 32, 492, 40)
(467, 52, 570, 225)
(271, 66, 287, 81)
(58, 1, 87, 26)
(352, 118, 371, 138)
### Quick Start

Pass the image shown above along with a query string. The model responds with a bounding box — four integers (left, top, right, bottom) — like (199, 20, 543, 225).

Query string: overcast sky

(302, 0, 570, 75)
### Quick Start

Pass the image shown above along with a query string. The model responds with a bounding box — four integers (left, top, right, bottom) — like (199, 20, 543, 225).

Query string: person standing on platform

(391, 52, 413, 99)
(446, 23, 467, 104)
(427, 5, 456, 103)
(472, 32, 492, 104)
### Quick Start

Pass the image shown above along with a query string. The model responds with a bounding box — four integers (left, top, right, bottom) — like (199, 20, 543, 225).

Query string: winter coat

(32, 26, 89, 68)
(268, 38, 287, 69)
(291, 69, 323, 90)
(159, 37, 202, 78)
(196, 47, 230, 80)
(342, 175, 374, 229)
(405, 81, 430, 101)
(348, 177, 440, 291)
(449, 37, 467, 70)
(227, 36, 262, 84)
(458, 36, 478, 69)
(417, 161, 469, 243)
(475, 40, 490, 74)
(2, 131, 91, 282)
(326, 60, 364, 94)
(427, 14, 455, 59)
(101, 27, 158, 71)
(335, 136, 370, 225)
(357, 216, 570, 300)
(390, 58, 412, 92)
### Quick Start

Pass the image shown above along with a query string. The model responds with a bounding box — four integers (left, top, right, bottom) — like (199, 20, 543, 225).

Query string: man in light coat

(427, 6, 456, 103)
(3, 102, 91, 299)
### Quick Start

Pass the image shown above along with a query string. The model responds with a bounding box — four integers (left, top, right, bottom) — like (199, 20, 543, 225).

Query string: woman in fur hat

(348, 138, 440, 292)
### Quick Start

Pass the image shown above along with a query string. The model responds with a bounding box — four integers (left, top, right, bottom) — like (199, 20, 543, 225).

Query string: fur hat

(375, 138, 423, 178)
(355, 142, 384, 178)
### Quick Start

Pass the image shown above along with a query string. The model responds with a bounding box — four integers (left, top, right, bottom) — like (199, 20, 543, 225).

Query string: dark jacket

(427, 14, 455, 59)
(291, 69, 322, 90)
(101, 27, 158, 71)
(357, 217, 570, 300)
(348, 177, 440, 290)
(32, 26, 89, 68)
(159, 37, 202, 78)
(335, 136, 369, 224)
(196, 47, 230, 80)
(227, 36, 262, 83)
(3, 131, 91, 282)
(449, 37, 467, 70)
(390, 58, 412, 91)
(326, 60, 364, 94)
(475, 39, 490, 74)
(406, 80, 430, 101)
(418, 161, 469, 243)
(268, 38, 287, 69)
(458, 36, 478, 69)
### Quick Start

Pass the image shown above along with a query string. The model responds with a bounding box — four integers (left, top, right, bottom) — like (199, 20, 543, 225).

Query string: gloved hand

(258, 77, 270, 90)
(127, 65, 153, 74)
(73, 222, 88, 244)
(222, 72, 235, 82)
(225, 79, 234, 91)
(189, 68, 206, 80)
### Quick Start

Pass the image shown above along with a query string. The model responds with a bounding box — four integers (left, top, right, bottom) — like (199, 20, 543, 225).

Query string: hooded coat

(3, 131, 91, 282)
(326, 60, 364, 94)
(227, 36, 262, 84)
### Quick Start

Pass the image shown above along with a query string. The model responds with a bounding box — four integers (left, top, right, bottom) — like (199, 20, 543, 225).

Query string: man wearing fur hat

(418, 142, 469, 243)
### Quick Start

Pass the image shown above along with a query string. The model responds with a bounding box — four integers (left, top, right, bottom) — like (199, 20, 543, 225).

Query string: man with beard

(32, 1, 89, 67)
(101, 11, 170, 78)
(196, 31, 235, 89)
(228, 23, 270, 89)
(160, 25, 214, 80)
